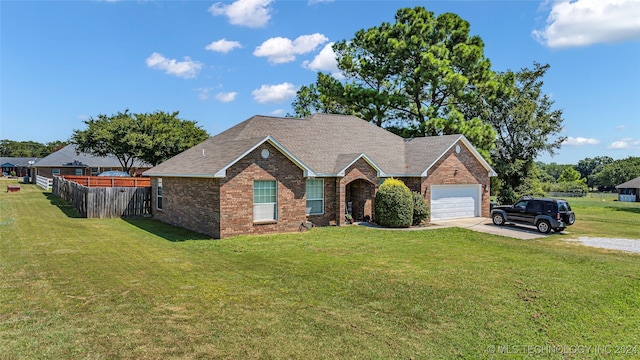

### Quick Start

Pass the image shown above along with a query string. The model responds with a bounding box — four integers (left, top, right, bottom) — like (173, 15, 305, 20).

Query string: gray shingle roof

(34, 144, 150, 168)
(616, 176, 640, 189)
(0, 157, 39, 167)
(144, 114, 495, 178)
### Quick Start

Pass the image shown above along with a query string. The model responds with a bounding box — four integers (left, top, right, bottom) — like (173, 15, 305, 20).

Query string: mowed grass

(564, 196, 640, 239)
(1, 181, 639, 359)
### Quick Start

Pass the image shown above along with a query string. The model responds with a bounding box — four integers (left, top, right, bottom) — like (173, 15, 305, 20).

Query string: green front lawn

(564, 196, 640, 238)
(1, 182, 639, 359)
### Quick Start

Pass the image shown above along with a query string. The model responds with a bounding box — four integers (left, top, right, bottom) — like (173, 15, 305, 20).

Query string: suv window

(514, 200, 528, 210)
(544, 202, 555, 215)
(527, 201, 542, 213)
(558, 201, 570, 212)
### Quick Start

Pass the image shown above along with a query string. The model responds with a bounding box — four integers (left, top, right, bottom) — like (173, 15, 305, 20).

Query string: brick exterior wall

(152, 177, 221, 238)
(36, 167, 87, 178)
(218, 142, 307, 238)
(338, 158, 378, 225)
(420, 140, 491, 219)
(306, 178, 337, 226)
(150, 139, 491, 238)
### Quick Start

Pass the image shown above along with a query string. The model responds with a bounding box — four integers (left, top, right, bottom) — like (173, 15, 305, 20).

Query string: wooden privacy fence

(53, 176, 151, 218)
(61, 175, 150, 188)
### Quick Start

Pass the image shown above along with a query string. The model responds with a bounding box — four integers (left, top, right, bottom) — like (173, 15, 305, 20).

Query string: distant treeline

(0, 139, 68, 158)
(536, 156, 640, 190)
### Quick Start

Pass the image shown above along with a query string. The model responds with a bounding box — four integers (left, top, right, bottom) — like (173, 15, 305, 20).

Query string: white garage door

(430, 185, 481, 221)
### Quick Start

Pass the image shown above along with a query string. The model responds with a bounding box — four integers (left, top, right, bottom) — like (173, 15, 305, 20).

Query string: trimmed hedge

(412, 191, 429, 226)
(374, 178, 413, 228)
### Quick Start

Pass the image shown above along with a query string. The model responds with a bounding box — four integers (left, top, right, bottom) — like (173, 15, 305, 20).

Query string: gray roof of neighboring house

(33, 144, 150, 168)
(616, 176, 640, 189)
(144, 114, 495, 178)
(0, 157, 40, 167)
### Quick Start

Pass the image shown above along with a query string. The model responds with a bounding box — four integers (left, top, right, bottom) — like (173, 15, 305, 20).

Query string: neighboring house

(616, 176, 640, 202)
(0, 157, 39, 177)
(144, 114, 496, 239)
(31, 144, 151, 180)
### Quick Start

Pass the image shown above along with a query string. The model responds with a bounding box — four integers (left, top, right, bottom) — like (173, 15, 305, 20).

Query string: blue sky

(1, 0, 639, 165)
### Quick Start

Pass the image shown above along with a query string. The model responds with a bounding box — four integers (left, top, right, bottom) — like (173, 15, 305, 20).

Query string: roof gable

(144, 114, 496, 178)
(335, 153, 386, 177)
(616, 176, 640, 189)
(214, 136, 315, 178)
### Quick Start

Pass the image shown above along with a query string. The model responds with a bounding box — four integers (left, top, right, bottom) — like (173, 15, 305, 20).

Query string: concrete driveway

(429, 217, 548, 240)
(357, 217, 549, 239)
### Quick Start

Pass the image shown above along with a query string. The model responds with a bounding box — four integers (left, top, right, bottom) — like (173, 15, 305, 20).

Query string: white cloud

(146, 52, 202, 79)
(254, 33, 328, 64)
(533, 0, 640, 48)
(563, 136, 601, 146)
(608, 138, 640, 149)
(302, 42, 343, 79)
(252, 82, 297, 103)
(196, 88, 213, 100)
(209, 0, 273, 28)
(616, 125, 627, 130)
(205, 39, 242, 53)
(271, 109, 286, 116)
(215, 92, 238, 102)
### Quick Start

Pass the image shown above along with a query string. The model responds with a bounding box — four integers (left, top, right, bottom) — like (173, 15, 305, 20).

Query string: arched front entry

(345, 178, 375, 221)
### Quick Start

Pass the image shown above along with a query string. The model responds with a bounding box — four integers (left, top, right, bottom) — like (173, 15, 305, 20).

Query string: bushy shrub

(498, 187, 518, 205)
(412, 192, 429, 226)
(374, 178, 413, 228)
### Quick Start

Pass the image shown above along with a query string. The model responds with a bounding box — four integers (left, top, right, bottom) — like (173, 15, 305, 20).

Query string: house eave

(420, 135, 497, 178)
(144, 173, 217, 178)
(214, 136, 316, 178)
(336, 153, 386, 177)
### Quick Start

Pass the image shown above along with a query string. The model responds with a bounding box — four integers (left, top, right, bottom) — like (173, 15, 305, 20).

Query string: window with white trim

(52, 168, 60, 176)
(156, 178, 163, 210)
(91, 167, 99, 176)
(74, 168, 83, 176)
(254, 180, 277, 222)
(306, 178, 324, 215)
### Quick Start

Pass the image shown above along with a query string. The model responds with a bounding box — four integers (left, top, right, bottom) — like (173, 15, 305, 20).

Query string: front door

(345, 179, 375, 221)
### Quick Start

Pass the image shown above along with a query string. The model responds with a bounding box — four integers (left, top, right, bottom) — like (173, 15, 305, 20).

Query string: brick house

(1, 157, 39, 178)
(143, 114, 496, 239)
(31, 144, 150, 180)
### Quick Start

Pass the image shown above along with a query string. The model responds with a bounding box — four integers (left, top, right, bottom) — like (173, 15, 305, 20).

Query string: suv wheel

(566, 213, 575, 225)
(492, 213, 505, 226)
(536, 220, 551, 234)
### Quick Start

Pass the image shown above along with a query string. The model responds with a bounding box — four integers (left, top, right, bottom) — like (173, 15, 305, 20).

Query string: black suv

(491, 197, 575, 233)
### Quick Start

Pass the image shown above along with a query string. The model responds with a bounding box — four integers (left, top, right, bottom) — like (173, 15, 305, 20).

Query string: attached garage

(430, 184, 481, 221)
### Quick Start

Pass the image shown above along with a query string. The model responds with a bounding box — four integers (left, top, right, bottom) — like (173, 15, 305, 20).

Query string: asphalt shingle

(144, 114, 492, 178)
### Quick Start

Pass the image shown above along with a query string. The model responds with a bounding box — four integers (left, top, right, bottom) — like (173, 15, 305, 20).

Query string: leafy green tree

(558, 167, 582, 183)
(594, 157, 640, 188)
(575, 156, 613, 188)
(71, 110, 209, 171)
(72, 110, 140, 171)
(0, 139, 67, 157)
(484, 63, 565, 204)
(538, 162, 572, 181)
(134, 111, 210, 166)
(291, 6, 497, 157)
(45, 141, 68, 155)
(516, 163, 547, 198)
(288, 74, 353, 118)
